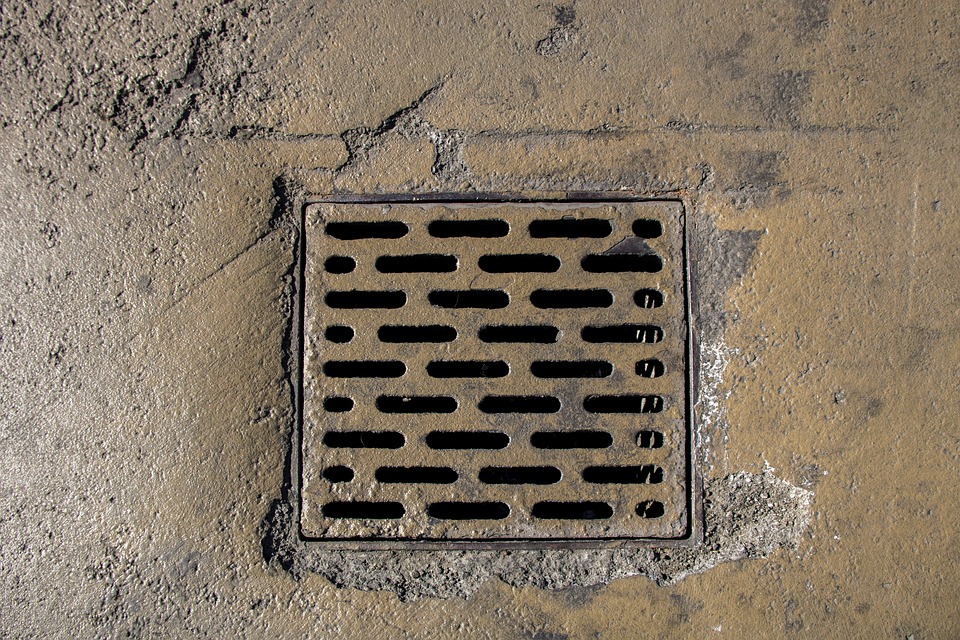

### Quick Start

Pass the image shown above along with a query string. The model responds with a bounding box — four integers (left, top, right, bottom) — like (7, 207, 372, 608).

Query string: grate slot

(636, 359, 665, 378)
(378, 325, 457, 343)
(530, 360, 613, 378)
(581, 253, 663, 273)
(426, 431, 510, 450)
(376, 396, 458, 413)
(478, 254, 561, 273)
(531, 501, 613, 519)
(324, 326, 355, 343)
(530, 430, 613, 449)
(530, 289, 613, 308)
(478, 395, 561, 414)
(325, 256, 356, 273)
(322, 397, 354, 413)
(582, 465, 664, 484)
(583, 394, 663, 414)
(429, 289, 509, 309)
(427, 360, 509, 378)
(428, 219, 509, 238)
(326, 290, 406, 309)
(326, 221, 408, 239)
(528, 218, 612, 238)
(581, 324, 663, 343)
(636, 500, 666, 518)
(323, 360, 406, 378)
(478, 325, 560, 343)
(637, 430, 665, 449)
(427, 502, 511, 520)
(632, 219, 664, 238)
(323, 431, 405, 448)
(323, 501, 405, 519)
(634, 289, 664, 308)
(321, 466, 355, 482)
(376, 466, 458, 484)
(478, 466, 562, 485)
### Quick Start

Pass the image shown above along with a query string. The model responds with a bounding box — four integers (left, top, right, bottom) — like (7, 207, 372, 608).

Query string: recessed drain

(299, 199, 691, 545)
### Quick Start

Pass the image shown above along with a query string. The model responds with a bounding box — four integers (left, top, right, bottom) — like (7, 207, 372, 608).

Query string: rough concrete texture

(2, 0, 959, 637)
(263, 470, 811, 601)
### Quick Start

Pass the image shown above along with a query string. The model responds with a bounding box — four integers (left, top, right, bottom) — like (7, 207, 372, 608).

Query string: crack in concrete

(333, 79, 474, 185)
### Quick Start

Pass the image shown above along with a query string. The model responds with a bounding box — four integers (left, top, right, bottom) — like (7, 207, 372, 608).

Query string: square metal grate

(298, 198, 692, 545)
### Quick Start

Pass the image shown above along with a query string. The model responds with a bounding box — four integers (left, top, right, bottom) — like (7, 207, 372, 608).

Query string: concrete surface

(1, 0, 958, 637)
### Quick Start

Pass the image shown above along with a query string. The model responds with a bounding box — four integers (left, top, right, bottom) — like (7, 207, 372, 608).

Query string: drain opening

(478, 466, 562, 485)
(426, 431, 510, 450)
(531, 501, 613, 520)
(324, 326, 354, 343)
(634, 289, 664, 308)
(429, 289, 509, 309)
(376, 466, 458, 484)
(323, 360, 406, 378)
(479, 395, 561, 413)
(636, 359, 665, 378)
(581, 254, 663, 273)
(376, 254, 458, 273)
(636, 500, 665, 518)
(531, 289, 613, 308)
(478, 254, 561, 273)
(530, 360, 613, 378)
(323, 501, 405, 519)
(428, 502, 511, 520)
(531, 430, 613, 449)
(529, 218, 612, 238)
(376, 396, 458, 413)
(637, 430, 665, 449)
(581, 324, 663, 343)
(478, 325, 559, 343)
(321, 466, 355, 482)
(322, 397, 354, 413)
(428, 219, 509, 238)
(326, 290, 406, 309)
(326, 221, 408, 240)
(582, 465, 664, 484)
(325, 256, 356, 273)
(427, 360, 509, 378)
(632, 219, 663, 238)
(323, 431, 405, 448)
(584, 395, 664, 413)
(379, 325, 457, 342)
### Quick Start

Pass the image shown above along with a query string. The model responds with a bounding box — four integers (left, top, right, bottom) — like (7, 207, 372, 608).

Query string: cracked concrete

(2, 0, 959, 637)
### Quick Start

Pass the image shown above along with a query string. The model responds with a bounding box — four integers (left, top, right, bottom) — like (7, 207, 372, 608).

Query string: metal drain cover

(299, 198, 692, 545)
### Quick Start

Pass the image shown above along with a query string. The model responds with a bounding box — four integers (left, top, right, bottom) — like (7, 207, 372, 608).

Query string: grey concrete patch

(263, 470, 812, 600)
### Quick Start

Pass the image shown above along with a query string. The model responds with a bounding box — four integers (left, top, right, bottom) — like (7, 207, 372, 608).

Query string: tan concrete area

(1, 0, 958, 637)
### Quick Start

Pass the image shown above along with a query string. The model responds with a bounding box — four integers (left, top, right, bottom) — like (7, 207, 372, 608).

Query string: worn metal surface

(301, 200, 690, 543)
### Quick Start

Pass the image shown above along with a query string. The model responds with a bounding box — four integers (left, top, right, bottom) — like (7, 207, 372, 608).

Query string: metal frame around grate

(299, 199, 692, 544)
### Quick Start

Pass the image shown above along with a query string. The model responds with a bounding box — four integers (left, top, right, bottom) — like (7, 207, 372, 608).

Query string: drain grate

(299, 199, 692, 545)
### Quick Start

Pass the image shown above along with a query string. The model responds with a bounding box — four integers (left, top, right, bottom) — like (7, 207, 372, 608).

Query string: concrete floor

(1, 0, 958, 637)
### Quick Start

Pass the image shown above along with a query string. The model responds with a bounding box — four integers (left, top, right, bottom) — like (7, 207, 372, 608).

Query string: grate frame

(292, 193, 700, 549)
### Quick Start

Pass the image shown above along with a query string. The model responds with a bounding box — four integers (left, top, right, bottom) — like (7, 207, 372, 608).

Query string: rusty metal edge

(288, 191, 703, 550)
